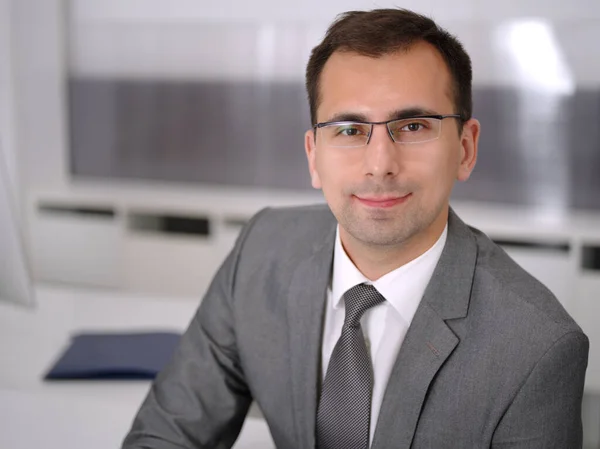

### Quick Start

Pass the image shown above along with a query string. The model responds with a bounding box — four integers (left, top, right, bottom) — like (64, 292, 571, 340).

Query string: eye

(401, 122, 426, 132)
(336, 125, 366, 137)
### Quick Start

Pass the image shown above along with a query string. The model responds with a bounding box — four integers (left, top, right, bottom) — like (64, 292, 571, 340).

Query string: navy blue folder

(44, 331, 181, 380)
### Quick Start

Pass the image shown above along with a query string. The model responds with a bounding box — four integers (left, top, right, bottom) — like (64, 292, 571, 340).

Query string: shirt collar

(331, 229, 370, 309)
(331, 224, 448, 323)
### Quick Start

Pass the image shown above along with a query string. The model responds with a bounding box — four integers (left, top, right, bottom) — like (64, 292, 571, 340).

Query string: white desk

(0, 285, 275, 449)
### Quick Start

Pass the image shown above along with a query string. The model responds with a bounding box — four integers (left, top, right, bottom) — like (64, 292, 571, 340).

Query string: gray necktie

(316, 283, 386, 449)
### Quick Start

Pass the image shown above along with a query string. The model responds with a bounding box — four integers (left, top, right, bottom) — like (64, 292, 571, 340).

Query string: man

(123, 9, 588, 449)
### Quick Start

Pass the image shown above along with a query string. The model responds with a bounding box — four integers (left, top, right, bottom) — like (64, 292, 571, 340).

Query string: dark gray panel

(453, 87, 600, 210)
(69, 78, 312, 190)
(69, 79, 600, 210)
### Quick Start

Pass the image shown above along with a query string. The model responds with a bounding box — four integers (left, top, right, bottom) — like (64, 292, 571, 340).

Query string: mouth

(354, 193, 412, 208)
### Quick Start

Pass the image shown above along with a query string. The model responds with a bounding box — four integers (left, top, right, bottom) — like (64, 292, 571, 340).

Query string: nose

(363, 124, 400, 179)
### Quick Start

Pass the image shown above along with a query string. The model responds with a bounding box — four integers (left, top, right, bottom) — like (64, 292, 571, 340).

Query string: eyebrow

(387, 107, 442, 120)
(322, 112, 369, 123)
(321, 106, 443, 124)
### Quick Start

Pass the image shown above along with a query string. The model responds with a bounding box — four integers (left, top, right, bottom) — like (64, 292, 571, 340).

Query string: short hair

(305, 9, 473, 128)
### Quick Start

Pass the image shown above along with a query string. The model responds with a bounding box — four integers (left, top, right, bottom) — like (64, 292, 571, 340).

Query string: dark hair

(305, 9, 472, 127)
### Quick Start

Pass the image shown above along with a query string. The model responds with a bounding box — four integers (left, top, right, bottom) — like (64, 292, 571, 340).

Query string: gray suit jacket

(123, 205, 589, 449)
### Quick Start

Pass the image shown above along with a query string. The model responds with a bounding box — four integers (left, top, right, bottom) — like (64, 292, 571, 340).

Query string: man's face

(305, 42, 479, 253)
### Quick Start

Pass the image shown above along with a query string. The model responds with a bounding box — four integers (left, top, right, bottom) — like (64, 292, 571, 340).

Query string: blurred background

(1, 0, 600, 448)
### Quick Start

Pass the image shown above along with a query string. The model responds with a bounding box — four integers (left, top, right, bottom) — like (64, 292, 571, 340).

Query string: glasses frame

(313, 114, 463, 147)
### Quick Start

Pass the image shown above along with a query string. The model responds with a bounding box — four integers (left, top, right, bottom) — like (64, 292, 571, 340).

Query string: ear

(305, 129, 322, 189)
(457, 118, 480, 182)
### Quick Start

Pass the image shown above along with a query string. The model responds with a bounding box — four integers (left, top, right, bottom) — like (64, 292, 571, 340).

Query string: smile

(354, 193, 411, 208)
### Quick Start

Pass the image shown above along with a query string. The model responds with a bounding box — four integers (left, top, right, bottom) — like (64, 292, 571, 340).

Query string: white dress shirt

(320, 224, 448, 446)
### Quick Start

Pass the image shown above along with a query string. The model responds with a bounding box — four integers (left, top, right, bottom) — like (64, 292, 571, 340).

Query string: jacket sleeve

(492, 330, 589, 448)
(121, 209, 269, 449)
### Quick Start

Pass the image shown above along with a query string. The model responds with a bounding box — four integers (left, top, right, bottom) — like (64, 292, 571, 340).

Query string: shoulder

(467, 223, 584, 337)
(245, 204, 336, 238)
(232, 203, 336, 263)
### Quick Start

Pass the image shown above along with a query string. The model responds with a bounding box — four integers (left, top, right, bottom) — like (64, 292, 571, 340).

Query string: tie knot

(343, 283, 385, 327)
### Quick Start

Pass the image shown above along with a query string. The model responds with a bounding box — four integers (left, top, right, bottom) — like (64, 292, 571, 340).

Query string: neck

(340, 210, 448, 281)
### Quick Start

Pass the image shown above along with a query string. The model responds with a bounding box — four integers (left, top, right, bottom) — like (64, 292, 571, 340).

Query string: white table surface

(0, 284, 275, 449)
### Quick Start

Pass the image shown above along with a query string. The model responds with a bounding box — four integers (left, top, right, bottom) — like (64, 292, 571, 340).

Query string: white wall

(11, 0, 68, 194)
(0, 0, 18, 205)
(71, 0, 476, 22)
(71, 0, 600, 22)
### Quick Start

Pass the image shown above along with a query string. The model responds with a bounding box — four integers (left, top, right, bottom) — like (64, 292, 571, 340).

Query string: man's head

(304, 9, 480, 265)
(306, 9, 473, 128)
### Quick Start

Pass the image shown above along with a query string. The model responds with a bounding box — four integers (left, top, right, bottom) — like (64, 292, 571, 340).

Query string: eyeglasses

(313, 114, 462, 147)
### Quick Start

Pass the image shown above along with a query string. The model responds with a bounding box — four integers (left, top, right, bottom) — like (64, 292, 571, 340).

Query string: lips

(355, 193, 411, 208)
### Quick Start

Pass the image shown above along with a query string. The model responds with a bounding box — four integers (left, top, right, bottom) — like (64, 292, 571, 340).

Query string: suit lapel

(370, 303, 459, 449)
(371, 209, 478, 449)
(287, 222, 336, 449)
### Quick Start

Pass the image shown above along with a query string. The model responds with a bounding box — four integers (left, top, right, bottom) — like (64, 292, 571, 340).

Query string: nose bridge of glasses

(368, 121, 396, 144)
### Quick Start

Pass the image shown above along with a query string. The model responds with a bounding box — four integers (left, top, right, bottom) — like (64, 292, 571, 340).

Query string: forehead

(317, 42, 454, 122)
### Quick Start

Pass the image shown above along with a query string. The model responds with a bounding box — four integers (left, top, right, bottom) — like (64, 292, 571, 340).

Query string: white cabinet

(499, 243, 576, 317)
(575, 271, 600, 392)
(122, 210, 229, 297)
(27, 196, 248, 298)
(29, 203, 122, 288)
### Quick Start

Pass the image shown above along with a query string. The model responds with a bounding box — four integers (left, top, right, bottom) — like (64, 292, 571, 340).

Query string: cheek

(316, 165, 342, 201)
(315, 150, 357, 190)
(409, 148, 459, 190)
